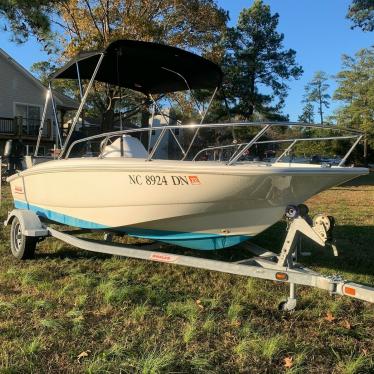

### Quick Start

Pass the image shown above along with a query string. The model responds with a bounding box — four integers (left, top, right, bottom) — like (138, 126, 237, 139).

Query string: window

(26, 145, 45, 156)
(25, 144, 34, 155)
(14, 104, 41, 136)
(174, 129, 180, 136)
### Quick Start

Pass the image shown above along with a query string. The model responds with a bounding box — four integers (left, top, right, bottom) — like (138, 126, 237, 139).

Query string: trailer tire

(10, 216, 37, 260)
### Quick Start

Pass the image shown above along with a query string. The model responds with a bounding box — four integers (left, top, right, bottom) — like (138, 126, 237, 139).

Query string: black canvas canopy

(51, 40, 223, 94)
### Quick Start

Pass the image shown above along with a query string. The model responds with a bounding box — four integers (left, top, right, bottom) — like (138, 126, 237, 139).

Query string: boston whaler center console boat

(4, 40, 373, 309)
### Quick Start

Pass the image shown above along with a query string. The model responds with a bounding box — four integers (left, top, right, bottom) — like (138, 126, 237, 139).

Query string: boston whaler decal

(14, 186, 24, 194)
(129, 174, 201, 186)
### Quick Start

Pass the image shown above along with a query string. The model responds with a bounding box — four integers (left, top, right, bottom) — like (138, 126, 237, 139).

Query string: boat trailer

(4, 205, 374, 310)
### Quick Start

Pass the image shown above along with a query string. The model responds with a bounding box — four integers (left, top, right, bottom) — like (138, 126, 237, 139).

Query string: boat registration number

(129, 174, 201, 186)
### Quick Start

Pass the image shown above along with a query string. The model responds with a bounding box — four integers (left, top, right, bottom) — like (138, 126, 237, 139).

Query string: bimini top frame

(50, 39, 223, 94)
(44, 39, 223, 159)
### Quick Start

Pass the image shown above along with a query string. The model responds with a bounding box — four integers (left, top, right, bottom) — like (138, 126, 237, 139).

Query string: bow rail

(64, 121, 364, 167)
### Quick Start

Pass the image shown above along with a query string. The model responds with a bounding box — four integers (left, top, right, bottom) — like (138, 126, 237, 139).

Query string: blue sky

(0, 0, 372, 121)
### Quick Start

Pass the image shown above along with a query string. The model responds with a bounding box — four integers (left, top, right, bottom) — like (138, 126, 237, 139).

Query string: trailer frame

(4, 207, 374, 310)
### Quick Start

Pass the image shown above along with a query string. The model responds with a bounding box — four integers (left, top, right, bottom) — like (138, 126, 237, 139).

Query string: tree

(30, 61, 55, 84)
(222, 0, 303, 120)
(304, 71, 330, 124)
(347, 0, 374, 32)
(298, 103, 314, 123)
(0, 0, 61, 45)
(334, 48, 374, 154)
(45, 0, 228, 132)
(54, 0, 227, 59)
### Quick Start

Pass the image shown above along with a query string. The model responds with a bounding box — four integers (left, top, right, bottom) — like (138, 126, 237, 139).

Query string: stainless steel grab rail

(192, 135, 359, 161)
(64, 122, 364, 166)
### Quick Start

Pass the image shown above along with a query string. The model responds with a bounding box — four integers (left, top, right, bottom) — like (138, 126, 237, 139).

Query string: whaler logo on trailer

(150, 253, 179, 263)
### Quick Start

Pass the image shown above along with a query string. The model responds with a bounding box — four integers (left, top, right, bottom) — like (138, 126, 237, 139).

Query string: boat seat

(100, 135, 148, 158)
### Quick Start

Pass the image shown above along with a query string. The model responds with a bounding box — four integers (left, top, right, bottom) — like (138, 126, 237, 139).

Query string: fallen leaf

(196, 299, 204, 310)
(231, 320, 241, 328)
(325, 312, 336, 322)
(283, 356, 293, 369)
(341, 319, 352, 329)
(362, 348, 368, 356)
(77, 350, 91, 363)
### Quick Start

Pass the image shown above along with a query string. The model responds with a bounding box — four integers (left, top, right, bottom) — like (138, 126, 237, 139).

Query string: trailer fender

(4, 209, 49, 237)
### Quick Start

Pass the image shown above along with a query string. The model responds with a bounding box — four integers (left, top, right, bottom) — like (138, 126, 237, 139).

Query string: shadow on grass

(254, 222, 374, 278)
(341, 172, 374, 187)
(310, 225, 374, 277)
(34, 246, 113, 261)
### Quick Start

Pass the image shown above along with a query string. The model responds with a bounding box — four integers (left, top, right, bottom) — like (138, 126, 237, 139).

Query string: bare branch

(83, 0, 105, 43)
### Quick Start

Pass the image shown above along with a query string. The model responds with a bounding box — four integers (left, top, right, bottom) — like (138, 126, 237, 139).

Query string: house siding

(0, 51, 54, 120)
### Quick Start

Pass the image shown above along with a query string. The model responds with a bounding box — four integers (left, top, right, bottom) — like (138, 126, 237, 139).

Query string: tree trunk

(140, 110, 150, 150)
(318, 84, 323, 125)
(363, 133, 368, 166)
(101, 108, 115, 133)
(246, 71, 256, 119)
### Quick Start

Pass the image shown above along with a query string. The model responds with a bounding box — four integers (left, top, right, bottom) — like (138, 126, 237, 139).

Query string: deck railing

(0, 117, 51, 138)
(0, 117, 14, 134)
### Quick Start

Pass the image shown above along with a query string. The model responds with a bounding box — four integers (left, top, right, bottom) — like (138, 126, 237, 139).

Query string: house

(0, 48, 78, 156)
(148, 108, 184, 159)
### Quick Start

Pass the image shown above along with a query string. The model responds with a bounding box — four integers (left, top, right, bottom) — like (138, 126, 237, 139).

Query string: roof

(0, 48, 78, 110)
(52, 90, 79, 110)
(51, 39, 223, 94)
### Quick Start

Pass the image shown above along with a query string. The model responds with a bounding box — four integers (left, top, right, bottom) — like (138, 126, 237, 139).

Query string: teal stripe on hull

(13, 200, 250, 250)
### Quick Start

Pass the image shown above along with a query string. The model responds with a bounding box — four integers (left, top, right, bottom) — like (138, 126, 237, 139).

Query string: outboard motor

(3, 139, 12, 158)
(2, 139, 25, 177)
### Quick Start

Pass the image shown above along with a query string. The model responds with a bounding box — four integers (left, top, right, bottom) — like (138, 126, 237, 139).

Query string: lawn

(0, 175, 373, 373)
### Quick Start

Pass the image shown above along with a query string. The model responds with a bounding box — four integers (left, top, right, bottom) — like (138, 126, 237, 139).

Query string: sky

(0, 0, 372, 121)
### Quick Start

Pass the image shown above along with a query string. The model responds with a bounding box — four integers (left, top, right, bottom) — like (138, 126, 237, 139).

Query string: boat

(7, 40, 368, 250)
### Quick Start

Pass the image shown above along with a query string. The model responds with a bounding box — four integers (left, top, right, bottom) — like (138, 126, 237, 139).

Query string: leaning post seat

(100, 135, 148, 158)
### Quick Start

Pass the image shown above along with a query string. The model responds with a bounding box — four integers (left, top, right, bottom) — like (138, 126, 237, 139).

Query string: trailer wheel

(10, 216, 37, 260)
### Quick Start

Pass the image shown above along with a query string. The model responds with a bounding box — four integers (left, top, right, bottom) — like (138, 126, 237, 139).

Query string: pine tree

(223, 0, 303, 120)
(347, 0, 374, 32)
(298, 103, 314, 123)
(334, 47, 374, 153)
(304, 71, 331, 125)
(0, 0, 59, 45)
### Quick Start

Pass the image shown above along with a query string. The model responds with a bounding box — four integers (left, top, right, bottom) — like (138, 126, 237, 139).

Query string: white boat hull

(8, 158, 368, 250)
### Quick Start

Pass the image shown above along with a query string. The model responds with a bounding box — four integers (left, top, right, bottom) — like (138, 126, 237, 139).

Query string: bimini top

(50, 39, 223, 94)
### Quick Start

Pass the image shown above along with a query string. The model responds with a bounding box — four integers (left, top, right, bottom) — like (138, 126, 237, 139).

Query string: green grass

(0, 175, 373, 373)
